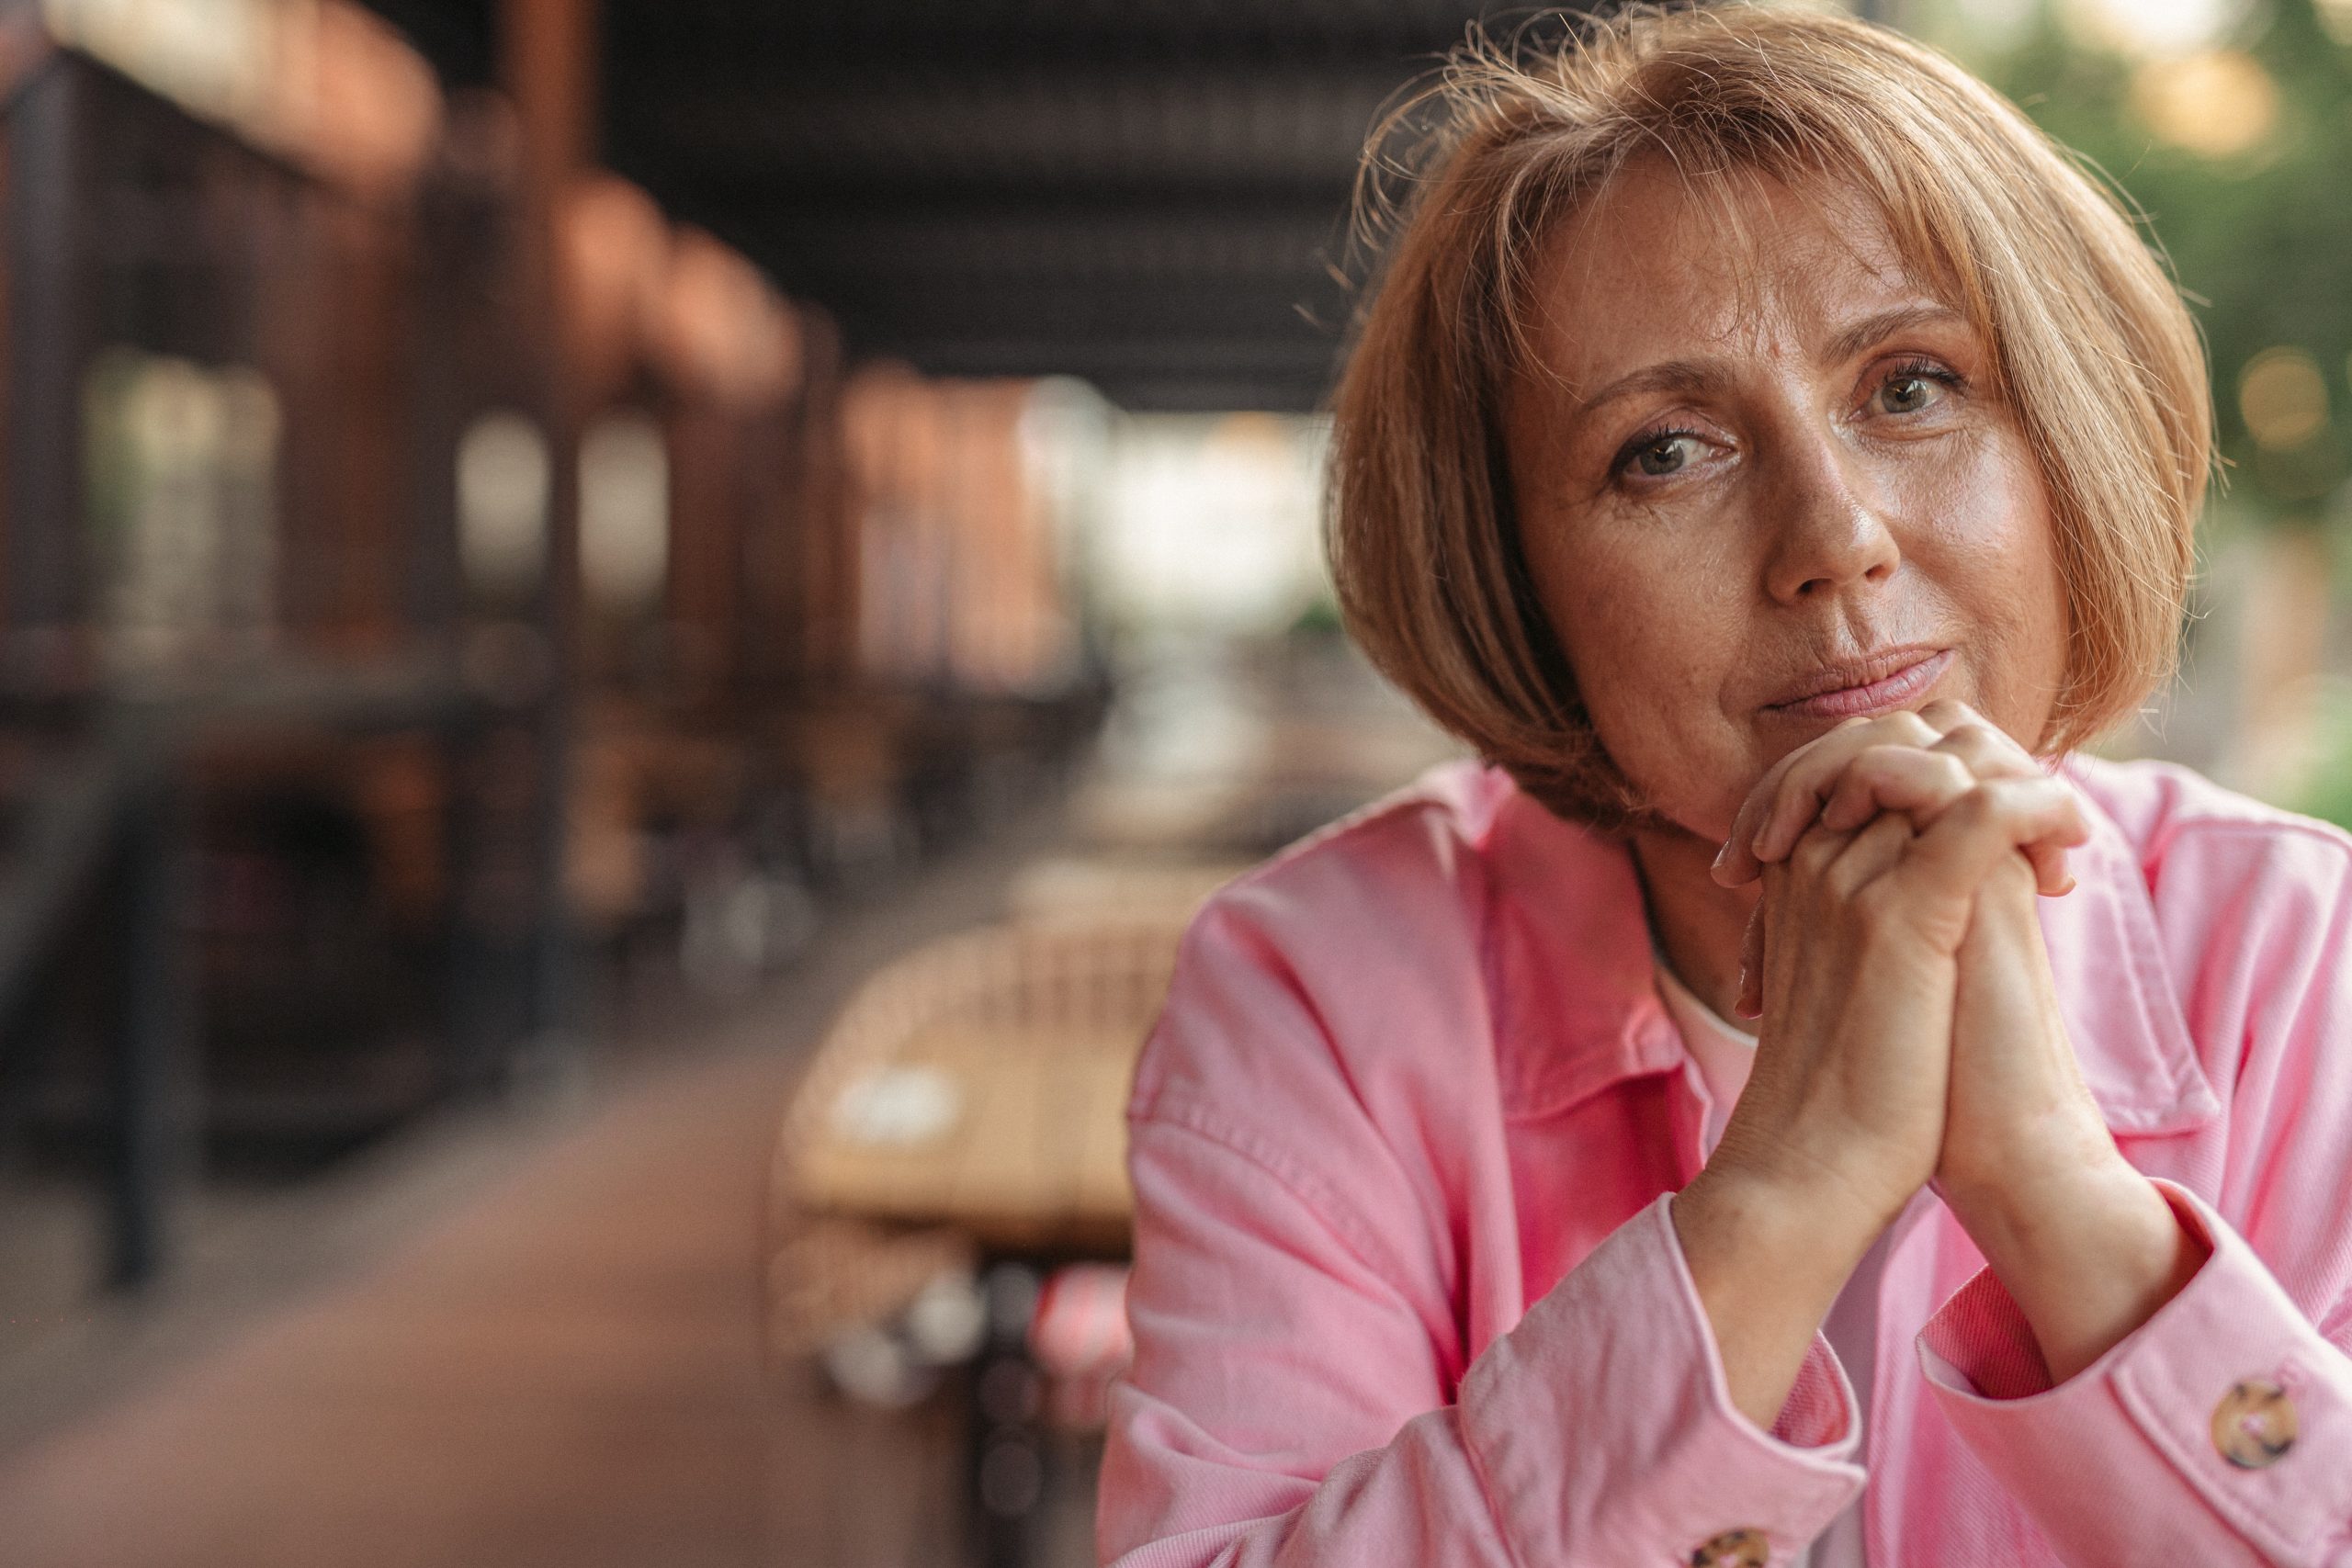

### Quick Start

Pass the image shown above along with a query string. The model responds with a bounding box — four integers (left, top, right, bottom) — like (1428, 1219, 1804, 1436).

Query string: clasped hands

(1672, 700, 2204, 1424)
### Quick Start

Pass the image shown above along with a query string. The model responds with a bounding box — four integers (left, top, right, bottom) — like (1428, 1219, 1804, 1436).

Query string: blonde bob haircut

(1327, 1, 2212, 829)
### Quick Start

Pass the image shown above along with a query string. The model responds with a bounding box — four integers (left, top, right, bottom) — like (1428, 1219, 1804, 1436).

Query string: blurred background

(0, 0, 2341, 1563)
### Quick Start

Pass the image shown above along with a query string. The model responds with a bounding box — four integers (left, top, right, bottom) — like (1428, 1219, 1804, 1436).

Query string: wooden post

(501, 0, 594, 1065)
(104, 742, 198, 1291)
(6, 60, 91, 660)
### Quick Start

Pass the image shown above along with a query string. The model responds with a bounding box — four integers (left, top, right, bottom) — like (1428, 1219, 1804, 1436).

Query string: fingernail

(1712, 840, 1732, 873)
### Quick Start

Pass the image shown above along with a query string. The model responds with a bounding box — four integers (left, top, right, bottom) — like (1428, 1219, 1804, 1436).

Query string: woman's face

(1504, 157, 2070, 840)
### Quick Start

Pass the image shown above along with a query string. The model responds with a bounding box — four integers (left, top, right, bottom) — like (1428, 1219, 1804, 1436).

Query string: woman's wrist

(1941, 1153, 2207, 1384)
(1671, 1163, 1891, 1429)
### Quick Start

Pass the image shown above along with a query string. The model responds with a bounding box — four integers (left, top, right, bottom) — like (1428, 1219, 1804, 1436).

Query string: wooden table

(778, 915, 1199, 1258)
(793, 1020, 1141, 1256)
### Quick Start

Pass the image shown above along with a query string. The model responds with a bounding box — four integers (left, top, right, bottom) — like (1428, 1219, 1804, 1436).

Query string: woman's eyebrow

(1573, 359, 1738, 419)
(1818, 300, 1971, 367)
(1568, 300, 1971, 424)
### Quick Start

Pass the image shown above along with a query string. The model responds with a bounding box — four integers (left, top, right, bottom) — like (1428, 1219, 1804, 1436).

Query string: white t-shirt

(1653, 958, 1882, 1568)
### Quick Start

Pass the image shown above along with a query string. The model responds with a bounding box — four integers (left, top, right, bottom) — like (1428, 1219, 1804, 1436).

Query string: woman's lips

(1764, 647, 1954, 720)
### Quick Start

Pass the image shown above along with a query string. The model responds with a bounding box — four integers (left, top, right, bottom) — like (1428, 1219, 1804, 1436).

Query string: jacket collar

(2038, 756, 2219, 1136)
(1479, 765, 2219, 1136)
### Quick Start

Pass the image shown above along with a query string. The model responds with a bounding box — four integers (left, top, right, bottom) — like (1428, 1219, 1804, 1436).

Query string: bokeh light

(2239, 347, 2332, 452)
(2058, 0, 2253, 57)
(2130, 50, 2279, 159)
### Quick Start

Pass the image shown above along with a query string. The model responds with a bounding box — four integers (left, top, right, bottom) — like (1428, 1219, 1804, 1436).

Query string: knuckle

(1772, 766, 1816, 814)
(1765, 754, 1813, 805)
(1888, 711, 1939, 746)
(1849, 878, 1895, 922)
(1848, 876, 1923, 934)
(1963, 783, 2007, 823)
(1933, 720, 1989, 753)
(1939, 722, 2023, 773)
(1925, 696, 1984, 725)
(1917, 697, 1968, 728)
(1853, 719, 1909, 757)
(1822, 861, 1867, 902)
(1826, 815, 1906, 895)
(1849, 744, 1906, 783)
(1792, 826, 1845, 875)
(1995, 776, 2047, 814)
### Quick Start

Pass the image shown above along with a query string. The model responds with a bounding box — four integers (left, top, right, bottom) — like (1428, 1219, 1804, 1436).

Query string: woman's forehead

(1521, 157, 1969, 395)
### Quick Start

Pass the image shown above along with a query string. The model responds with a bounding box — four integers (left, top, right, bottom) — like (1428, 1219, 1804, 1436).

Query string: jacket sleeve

(1917, 1182, 2352, 1566)
(1097, 895, 1866, 1568)
(1915, 823, 2352, 1567)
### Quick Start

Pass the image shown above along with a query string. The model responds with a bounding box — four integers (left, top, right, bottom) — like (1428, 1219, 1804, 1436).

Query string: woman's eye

(1881, 376, 1933, 413)
(1624, 432, 1702, 478)
(1872, 363, 1962, 417)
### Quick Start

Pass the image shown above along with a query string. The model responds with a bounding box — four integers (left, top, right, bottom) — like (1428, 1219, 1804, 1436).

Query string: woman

(1096, 6, 2352, 1567)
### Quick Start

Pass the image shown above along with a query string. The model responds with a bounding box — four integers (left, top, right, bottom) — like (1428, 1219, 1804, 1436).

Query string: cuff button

(1691, 1528, 1771, 1567)
(2211, 1378, 2298, 1470)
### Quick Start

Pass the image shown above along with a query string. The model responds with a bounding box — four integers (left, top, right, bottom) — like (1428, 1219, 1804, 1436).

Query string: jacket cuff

(1460, 1192, 1864, 1567)
(1919, 1178, 2352, 1565)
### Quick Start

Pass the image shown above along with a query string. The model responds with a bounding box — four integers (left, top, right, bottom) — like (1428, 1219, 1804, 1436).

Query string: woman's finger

(1717, 715, 1871, 885)
(1715, 709, 1943, 886)
(1914, 696, 1998, 739)
(1928, 724, 2074, 894)
(1890, 776, 2090, 907)
(1827, 739, 2071, 896)
(1817, 745, 1977, 834)
(1927, 719, 2036, 780)
(1825, 807, 1917, 897)
(1735, 899, 1767, 1020)
(1736, 814, 1909, 1018)
(1750, 709, 1943, 863)
(1718, 703, 2080, 895)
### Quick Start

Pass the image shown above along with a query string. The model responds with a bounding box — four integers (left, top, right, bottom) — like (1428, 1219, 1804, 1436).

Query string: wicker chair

(765, 862, 1243, 1366)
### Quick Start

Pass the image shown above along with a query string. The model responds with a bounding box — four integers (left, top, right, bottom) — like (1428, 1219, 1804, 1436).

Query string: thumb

(1735, 897, 1767, 1021)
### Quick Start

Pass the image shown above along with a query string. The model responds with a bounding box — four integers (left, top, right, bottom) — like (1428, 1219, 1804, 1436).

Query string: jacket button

(1691, 1528, 1771, 1567)
(2211, 1378, 2298, 1469)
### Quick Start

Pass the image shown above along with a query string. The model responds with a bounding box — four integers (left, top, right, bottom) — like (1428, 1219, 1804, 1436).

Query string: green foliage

(2290, 681, 2352, 827)
(1946, 0, 2352, 522)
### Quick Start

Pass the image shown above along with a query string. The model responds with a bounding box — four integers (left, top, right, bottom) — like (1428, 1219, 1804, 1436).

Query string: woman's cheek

(1560, 561, 1751, 816)
(1900, 434, 2068, 734)
(1555, 547, 1723, 717)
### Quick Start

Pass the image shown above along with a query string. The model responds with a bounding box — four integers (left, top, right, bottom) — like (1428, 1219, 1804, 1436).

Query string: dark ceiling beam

(355, 0, 1536, 409)
(1091, 378, 1333, 414)
(822, 289, 1351, 347)
(602, 0, 1505, 65)
(892, 335, 1340, 370)
(683, 207, 1355, 285)
(897, 337, 1346, 403)
(607, 67, 1415, 192)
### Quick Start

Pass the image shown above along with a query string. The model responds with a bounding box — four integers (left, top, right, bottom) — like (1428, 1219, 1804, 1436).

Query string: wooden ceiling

(362, 0, 1536, 410)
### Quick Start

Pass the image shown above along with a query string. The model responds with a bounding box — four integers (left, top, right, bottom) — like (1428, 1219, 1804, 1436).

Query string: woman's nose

(1759, 431, 1902, 604)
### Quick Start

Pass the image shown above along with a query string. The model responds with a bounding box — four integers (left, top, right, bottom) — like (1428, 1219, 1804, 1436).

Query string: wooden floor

(0, 826, 1088, 1568)
(0, 647, 1450, 1568)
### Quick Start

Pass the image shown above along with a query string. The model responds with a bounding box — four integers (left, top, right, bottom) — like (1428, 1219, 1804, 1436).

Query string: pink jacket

(1098, 755, 2352, 1567)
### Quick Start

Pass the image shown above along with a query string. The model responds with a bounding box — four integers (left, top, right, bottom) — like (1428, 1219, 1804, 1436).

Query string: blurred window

(580, 412, 670, 616)
(1093, 412, 1330, 636)
(83, 346, 280, 671)
(457, 411, 549, 604)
